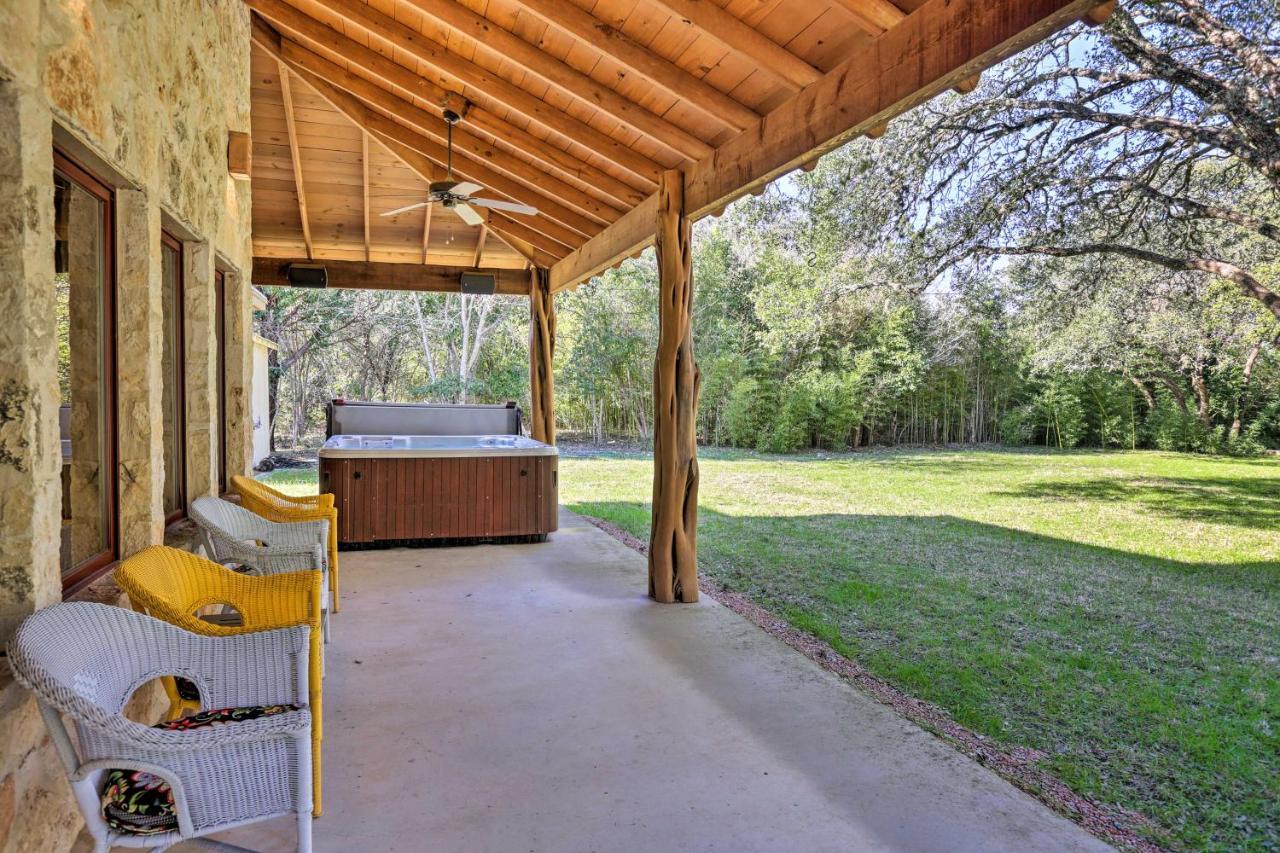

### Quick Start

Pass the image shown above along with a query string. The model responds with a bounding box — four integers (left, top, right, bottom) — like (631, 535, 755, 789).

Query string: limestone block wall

(0, 1, 254, 849)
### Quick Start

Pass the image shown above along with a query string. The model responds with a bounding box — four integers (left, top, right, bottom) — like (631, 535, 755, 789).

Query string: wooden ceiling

(246, 0, 1107, 291)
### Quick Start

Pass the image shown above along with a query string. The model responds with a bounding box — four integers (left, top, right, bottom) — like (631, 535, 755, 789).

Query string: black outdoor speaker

(460, 271, 496, 295)
(287, 263, 328, 288)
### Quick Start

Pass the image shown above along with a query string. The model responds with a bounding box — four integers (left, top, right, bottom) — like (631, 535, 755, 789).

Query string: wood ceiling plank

(252, 0, 670, 183)
(829, 0, 906, 35)
(507, 0, 760, 131)
(400, 0, 712, 162)
(644, 0, 821, 91)
(277, 36, 644, 209)
(254, 22, 604, 245)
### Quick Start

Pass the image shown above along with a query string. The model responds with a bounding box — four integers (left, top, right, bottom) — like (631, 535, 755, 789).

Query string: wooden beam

(645, 0, 821, 91)
(485, 211, 569, 262)
(507, 0, 761, 132)
(361, 131, 370, 262)
(277, 60, 313, 259)
(952, 73, 981, 95)
(314, 0, 716, 163)
(1085, 1, 1117, 26)
(551, 0, 1097, 291)
(528, 267, 556, 446)
(227, 130, 252, 180)
(421, 203, 432, 265)
(829, 0, 907, 35)
(649, 170, 699, 604)
(252, 27, 599, 248)
(252, 257, 531, 295)
(245, 0, 665, 184)
(471, 224, 488, 269)
(276, 39, 638, 213)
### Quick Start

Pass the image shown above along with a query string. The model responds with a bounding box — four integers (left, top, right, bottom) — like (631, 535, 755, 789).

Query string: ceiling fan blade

(381, 201, 431, 217)
(451, 181, 483, 197)
(467, 198, 539, 216)
(453, 202, 485, 226)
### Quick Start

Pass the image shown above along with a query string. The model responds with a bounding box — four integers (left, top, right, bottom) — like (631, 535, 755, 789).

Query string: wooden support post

(529, 267, 556, 445)
(649, 170, 700, 604)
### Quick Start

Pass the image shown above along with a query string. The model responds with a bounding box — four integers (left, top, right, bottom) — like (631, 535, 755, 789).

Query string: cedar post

(529, 266, 556, 445)
(649, 170, 700, 603)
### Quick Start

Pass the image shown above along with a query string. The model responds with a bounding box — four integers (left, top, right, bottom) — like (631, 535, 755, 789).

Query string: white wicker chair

(6, 602, 313, 853)
(190, 496, 332, 643)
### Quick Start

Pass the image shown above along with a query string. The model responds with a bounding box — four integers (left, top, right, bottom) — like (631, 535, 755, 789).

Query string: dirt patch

(581, 514, 1166, 853)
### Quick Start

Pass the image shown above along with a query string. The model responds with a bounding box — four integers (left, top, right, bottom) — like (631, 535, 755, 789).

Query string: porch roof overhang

(245, 0, 1111, 296)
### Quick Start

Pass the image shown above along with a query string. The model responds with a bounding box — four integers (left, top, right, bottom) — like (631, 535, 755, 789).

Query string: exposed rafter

(250, 0, 670, 184)
(361, 130, 370, 262)
(273, 38, 638, 212)
(421, 202, 432, 265)
(506, 0, 761, 132)
(277, 59, 312, 259)
(472, 223, 488, 269)
(305, 0, 716, 162)
(645, 0, 821, 92)
(549, 0, 1100, 291)
(252, 21, 597, 249)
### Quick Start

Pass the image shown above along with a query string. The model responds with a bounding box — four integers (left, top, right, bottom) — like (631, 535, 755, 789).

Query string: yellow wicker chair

(114, 545, 326, 816)
(233, 475, 340, 613)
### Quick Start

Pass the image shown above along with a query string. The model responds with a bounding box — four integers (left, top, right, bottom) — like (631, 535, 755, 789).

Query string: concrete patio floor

(132, 509, 1109, 852)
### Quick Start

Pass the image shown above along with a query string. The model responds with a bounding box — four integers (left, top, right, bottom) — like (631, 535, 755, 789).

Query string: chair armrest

(239, 545, 326, 577)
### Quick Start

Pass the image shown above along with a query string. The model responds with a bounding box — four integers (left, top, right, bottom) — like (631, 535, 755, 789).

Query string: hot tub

(319, 434, 558, 547)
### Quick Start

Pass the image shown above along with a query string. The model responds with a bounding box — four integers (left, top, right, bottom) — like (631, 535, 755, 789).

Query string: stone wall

(0, 1, 253, 849)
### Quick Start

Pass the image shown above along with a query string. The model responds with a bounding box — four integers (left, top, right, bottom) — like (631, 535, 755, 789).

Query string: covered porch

(140, 511, 1106, 852)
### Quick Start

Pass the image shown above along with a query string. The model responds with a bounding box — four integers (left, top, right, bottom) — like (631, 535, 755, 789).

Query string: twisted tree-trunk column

(650, 170, 701, 603)
(529, 266, 556, 445)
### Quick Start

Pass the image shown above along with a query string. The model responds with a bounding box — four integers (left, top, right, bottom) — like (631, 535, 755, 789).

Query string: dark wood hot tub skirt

(320, 454, 558, 547)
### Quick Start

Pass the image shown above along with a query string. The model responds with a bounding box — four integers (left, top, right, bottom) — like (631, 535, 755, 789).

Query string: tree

(888, 0, 1280, 322)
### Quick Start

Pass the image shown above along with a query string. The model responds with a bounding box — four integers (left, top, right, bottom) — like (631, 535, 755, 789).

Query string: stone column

(115, 189, 165, 554)
(222, 268, 253, 479)
(0, 83, 60, 643)
(183, 240, 217, 502)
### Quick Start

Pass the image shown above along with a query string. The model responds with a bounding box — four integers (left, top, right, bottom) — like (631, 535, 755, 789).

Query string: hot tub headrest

(327, 400, 522, 437)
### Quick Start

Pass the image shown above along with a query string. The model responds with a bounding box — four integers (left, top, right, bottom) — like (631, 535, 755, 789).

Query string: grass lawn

(262, 447, 1279, 850)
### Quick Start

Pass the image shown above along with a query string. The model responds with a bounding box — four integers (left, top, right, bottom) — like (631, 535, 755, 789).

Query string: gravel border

(581, 514, 1166, 853)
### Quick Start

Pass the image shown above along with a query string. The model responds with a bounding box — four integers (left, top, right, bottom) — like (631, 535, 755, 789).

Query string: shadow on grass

(568, 500, 1278, 850)
(999, 474, 1280, 532)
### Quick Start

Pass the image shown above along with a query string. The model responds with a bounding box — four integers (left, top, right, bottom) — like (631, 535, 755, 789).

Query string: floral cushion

(100, 704, 300, 835)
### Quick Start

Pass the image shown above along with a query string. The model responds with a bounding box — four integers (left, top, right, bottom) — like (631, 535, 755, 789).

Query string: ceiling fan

(380, 109, 539, 226)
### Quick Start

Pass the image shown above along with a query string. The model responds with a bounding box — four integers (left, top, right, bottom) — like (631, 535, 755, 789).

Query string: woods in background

(258, 0, 1279, 456)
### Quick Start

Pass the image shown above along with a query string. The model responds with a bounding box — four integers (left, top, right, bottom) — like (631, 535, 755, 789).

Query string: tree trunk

(529, 267, 556, 445)
(650, 170, 701, 604)
(1229, 338, 1266, 440)
(1189, 363, 1211, 427)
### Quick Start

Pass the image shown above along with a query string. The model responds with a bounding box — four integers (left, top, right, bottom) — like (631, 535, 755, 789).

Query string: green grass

(262, 448, 1280, 850)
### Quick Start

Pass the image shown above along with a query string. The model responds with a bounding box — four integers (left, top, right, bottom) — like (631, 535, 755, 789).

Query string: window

(55, 150, 118, 591)
(161, 232, 186, 522)
(215, 269, 227, 493)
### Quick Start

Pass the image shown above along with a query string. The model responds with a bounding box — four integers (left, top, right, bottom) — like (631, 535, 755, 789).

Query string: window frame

(215, 268, 228, 494)
(160, 230, 187, 525)
(55, 148, 120, 596)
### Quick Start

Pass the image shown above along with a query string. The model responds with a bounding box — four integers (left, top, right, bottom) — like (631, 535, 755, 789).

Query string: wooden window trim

(161, 230, 187, 525)
(215, 269, 228, 493)
(55, 148, 120, 597)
